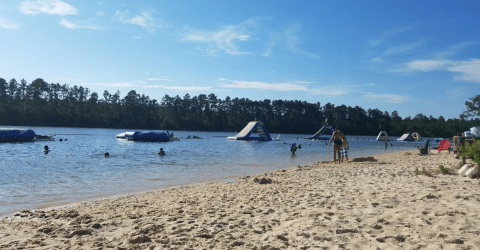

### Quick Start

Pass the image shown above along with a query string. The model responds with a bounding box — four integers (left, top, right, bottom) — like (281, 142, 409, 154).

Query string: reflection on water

(0, 126, 426, 216)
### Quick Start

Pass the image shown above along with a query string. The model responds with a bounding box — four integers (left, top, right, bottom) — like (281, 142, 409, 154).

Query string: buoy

(465, 166, 479, 178)
(458, 164, 471, 176)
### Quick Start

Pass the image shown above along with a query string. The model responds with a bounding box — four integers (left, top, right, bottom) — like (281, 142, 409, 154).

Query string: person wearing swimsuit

(328, 130, 349, 163)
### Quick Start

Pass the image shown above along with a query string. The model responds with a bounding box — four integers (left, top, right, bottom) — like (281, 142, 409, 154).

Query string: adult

(384, 138, 389, 149)
(328, 130, 349, 163)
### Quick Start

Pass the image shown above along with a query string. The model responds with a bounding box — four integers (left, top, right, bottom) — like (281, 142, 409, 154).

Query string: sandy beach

(1, 149, 479, 249)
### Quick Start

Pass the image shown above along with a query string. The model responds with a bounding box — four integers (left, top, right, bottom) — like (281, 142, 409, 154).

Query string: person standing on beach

(328, 130, 348, 163)
(341, 144, 349, 162)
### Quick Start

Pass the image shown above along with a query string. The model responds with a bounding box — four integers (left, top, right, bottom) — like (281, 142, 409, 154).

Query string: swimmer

(158, 148, 166, 156)
(104, 152, 109, 156)
(43, 145, 50, 153)
(59, 138, 63, 141)
(64, 138, 68, 141)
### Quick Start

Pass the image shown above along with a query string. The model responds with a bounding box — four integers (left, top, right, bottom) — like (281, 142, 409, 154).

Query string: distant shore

(1, 149, 479, 249)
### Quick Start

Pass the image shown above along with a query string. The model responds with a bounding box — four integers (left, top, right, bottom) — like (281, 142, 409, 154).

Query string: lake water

(0, 126, 431, 216)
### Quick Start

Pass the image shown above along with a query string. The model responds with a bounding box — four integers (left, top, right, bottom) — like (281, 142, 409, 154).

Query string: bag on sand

(465, 166, 479, 178)
(458, 164, 471, 176)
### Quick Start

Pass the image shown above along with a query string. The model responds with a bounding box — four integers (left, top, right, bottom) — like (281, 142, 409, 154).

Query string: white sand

(1, 149, 479, 249)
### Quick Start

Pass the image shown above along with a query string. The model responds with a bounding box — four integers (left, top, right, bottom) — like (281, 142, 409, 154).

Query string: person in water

(384, 138, 389, 149)
(43, 145, 50, 153)
(158, 148, 166, 156)
(328, 130, 349, 163)
(290, 143, 298, 155)
(104, 152, 109, 156)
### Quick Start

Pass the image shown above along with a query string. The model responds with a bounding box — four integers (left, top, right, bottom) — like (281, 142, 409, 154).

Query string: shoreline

(0, 143, 414, 217)
(1, 149, 480, 249)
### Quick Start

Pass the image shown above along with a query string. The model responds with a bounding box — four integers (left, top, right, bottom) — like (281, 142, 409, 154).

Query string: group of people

(328, 130, 349, 163)
(43, 145, 167, 156)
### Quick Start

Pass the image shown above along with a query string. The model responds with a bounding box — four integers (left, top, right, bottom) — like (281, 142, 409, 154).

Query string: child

(290, 143, 298, 155)
(341, 145, 349, 162)
(158, 148, 166, 156)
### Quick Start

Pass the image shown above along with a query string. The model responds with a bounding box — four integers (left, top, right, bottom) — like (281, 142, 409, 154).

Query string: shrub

(458, 138, 480, 166)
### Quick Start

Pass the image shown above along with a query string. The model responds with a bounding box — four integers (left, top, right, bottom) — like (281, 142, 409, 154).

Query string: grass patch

(439, 165, 449, 174)
(415, 167, 433, 177)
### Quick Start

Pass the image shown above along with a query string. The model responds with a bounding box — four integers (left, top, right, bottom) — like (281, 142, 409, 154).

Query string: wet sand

(1, 149, 479, 249)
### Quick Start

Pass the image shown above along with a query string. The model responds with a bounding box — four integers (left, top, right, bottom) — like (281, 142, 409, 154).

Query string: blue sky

(1, 0, 479, 119)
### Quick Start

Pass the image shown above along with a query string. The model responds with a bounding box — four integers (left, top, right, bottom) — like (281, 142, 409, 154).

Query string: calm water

(0, 126, 430, 216)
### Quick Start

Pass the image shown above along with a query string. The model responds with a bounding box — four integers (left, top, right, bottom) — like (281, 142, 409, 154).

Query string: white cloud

(310, 83, 377, 96)
(53, 77, 81, 81)
(446, 88, 467, 99)
(115, 11, 158, 32)
(127, 13, 151, 27)
(262, 32, 281, 57)
(309, 86, 350, 96)
(60, 18, 107, 30)
(182, 19, 256, 56)
(435, 41, 477, 58)
(284, 22, 318, 59)
(143, 85, 211, 91)
(372, 41, 424, 63)
(20, 0, 77, 16)
(147, 78, 172, 81)
(218, 79, 308, 92)
(293, 80, 318, 84)
(400, 58, 480, 83)
(405, 59, 452, 71)
(368, 27, 412, 47)
(0, 19, 19, 30)
(364, 93, 409, 103)
(102, 82, 136, 87)
(96, 11, 104, 17)
(448, 59, 480, 83)
(82, 82, 136, 88)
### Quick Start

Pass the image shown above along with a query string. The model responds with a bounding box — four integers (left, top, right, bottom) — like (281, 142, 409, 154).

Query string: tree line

(0, 77, 478, 137)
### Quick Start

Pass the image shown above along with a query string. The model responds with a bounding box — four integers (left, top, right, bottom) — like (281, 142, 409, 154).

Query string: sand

(1, 149, 479, 249)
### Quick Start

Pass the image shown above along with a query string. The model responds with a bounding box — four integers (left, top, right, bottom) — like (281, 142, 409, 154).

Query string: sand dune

(1, 149, 479, 249)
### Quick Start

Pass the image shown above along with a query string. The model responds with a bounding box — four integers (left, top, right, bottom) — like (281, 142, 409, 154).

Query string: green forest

(0, 77, 479, 138)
